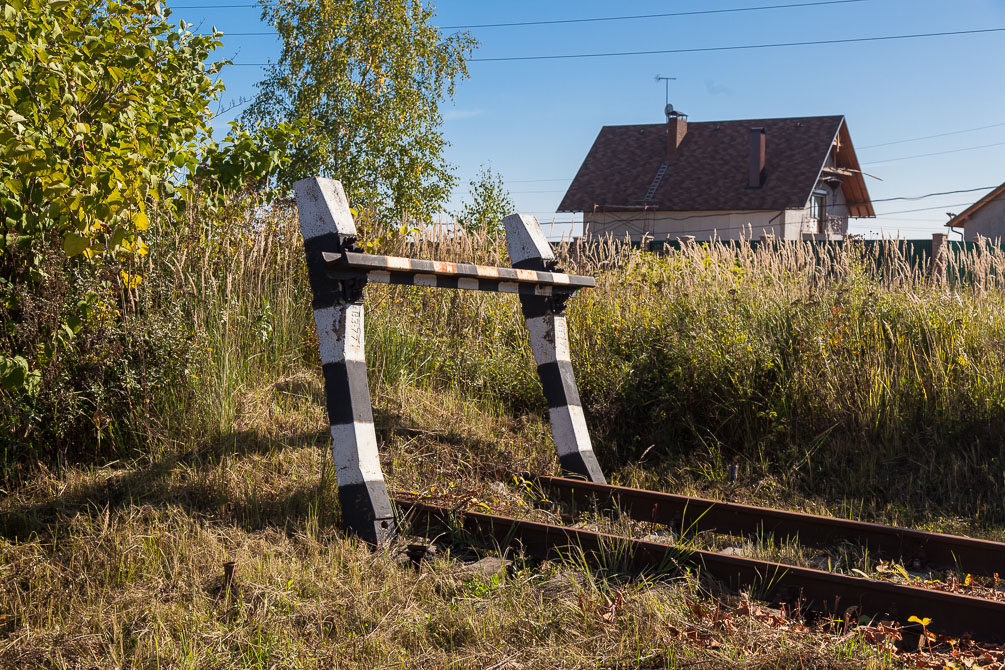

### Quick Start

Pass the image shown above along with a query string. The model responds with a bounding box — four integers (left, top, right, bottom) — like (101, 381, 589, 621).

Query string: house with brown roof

(558, 110, 875, 241)
(946, 181, 1005, 241)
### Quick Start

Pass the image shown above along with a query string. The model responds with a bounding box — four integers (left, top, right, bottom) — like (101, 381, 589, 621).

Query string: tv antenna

(655, 74, 677, 117)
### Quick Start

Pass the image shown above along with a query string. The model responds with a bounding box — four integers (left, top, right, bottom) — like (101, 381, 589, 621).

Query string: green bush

(0, 0, 293, 474)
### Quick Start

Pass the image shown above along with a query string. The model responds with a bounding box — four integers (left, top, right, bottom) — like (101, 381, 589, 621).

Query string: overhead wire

(183, 0, 867, 33)
(528, 195, 1002, 239)
(873, 199, 1001, 217)
(169, 3, 257, 7)
(858, 121, 1005, 149)
(861, 141, 1005, 165)
(472, 128, 1005, 185)
(443, 0, 866, 29)
(856, 186, 998, 205)
(226, 27, 1005, 66)
(566, 195, 1005, 242)
(466, 28, 1005, 63)
(515, 186, 999, 210)
(508, 178, 570, 183)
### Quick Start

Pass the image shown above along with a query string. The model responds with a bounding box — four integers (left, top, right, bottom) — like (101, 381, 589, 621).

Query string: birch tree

(245, 0, 476, 222)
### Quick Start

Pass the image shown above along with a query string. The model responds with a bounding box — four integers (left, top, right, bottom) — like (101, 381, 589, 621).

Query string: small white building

(947, 182, 1005, 242)
(558, 111, 875, 241)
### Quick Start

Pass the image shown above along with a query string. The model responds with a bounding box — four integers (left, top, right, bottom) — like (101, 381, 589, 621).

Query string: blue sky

(174, 0, 1005, 239)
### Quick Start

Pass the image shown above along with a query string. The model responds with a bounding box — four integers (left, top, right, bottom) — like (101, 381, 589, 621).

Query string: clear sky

(172, 0, 1005, 240)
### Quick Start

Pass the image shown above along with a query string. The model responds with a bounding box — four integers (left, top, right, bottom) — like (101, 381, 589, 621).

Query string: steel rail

(398, 498, 1005, 641)
(322, 250, 595, 294)
(532, 475, 1005, 576)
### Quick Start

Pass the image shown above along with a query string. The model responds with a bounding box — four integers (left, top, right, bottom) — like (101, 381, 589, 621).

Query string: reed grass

(136, 208, 1005, 524)
(4, 203, 1005, 667)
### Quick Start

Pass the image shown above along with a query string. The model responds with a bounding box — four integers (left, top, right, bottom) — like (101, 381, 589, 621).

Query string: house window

(810, 190, 828, 221)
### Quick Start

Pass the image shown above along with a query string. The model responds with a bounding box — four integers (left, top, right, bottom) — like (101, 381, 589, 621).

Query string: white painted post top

(504, 213, 554, 266)
(294, 177, 358, 238)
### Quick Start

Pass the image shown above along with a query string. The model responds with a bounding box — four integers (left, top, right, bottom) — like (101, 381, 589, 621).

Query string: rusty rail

(399, 498, 1005, 641)
(532, 476, 1005, 576)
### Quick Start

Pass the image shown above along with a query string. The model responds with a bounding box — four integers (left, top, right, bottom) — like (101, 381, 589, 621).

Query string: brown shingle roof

(558, 115, 872, 216)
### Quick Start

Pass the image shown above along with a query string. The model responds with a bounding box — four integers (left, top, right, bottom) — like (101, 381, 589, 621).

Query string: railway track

(293, 185, 1005, 641)
(394, 477, 1005, 642)
(532, 475, 1005, 576)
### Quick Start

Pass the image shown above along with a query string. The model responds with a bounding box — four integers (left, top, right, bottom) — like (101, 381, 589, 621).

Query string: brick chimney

(666, 111, 687, 161)
(748, 127, 766, 188)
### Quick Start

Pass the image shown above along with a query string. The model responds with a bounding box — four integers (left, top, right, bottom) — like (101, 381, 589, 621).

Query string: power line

(864, 218, 948, 224)
(858, 121, 1005, 149)
(443, 0, 866, 29)
(509, 178, 570, 183)
(874, 200, 991, 216)
(182, 0, 866, 33)
(228, 26, 1005, 65)
(540, 198, 1005, 236)
(202, 31, 273, 36)
(862, 141, 1005, 165)
(471, 132, 1005, 185)
(517, 185, 999, 207)
(466, 27, 1005, 62)
(864, 186, 999, 204)
(500, 159, 1005, 190)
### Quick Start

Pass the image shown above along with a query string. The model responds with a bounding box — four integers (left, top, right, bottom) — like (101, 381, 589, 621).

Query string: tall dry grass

(125, 209, 1005, 523)
(7, 208, 1005, 668)
(563, 237, 1005, 522)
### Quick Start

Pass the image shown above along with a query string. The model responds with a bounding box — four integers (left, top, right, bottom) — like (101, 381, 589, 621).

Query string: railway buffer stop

(294, 177, 604, 545)
(293, 178, 1005, 641)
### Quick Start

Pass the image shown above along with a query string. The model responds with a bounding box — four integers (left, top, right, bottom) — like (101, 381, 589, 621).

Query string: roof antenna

(655, 74, 677, 119)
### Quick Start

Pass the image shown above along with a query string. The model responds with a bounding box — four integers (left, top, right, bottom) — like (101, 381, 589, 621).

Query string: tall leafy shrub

(0, 0, 224, 383)
(0, 0, 291, 465)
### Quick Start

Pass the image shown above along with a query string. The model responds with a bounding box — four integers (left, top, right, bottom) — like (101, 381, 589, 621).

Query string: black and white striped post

(504, 214, 607, 483)
(294, 179, 604, 542)
(294, 177, 395, 545)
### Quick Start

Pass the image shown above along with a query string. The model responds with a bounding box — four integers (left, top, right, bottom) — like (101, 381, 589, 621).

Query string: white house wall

(583, 209, 800, 241)
(961, 196, 1005, 242)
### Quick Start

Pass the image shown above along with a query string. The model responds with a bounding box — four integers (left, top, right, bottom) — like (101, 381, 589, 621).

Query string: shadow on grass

(0, 426, 332, 543)
(0, 404, 540, 545)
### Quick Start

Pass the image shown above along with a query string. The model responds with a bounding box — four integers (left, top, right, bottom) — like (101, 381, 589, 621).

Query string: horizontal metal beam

(400, 499, 1005, 641)
(534, 476, 1005, 576)
(323, 251, 595, 293)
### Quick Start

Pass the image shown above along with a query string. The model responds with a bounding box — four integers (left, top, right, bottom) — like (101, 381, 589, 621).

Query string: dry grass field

(5, 206, 1005, 668)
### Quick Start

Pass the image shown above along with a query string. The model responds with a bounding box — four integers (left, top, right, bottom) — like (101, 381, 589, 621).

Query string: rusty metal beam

(400, 499, 1005, 641)
(534, 475, 1005, 576)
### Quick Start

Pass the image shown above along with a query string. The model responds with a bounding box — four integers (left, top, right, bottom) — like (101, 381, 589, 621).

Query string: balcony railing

(818, 215, 847, 236)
